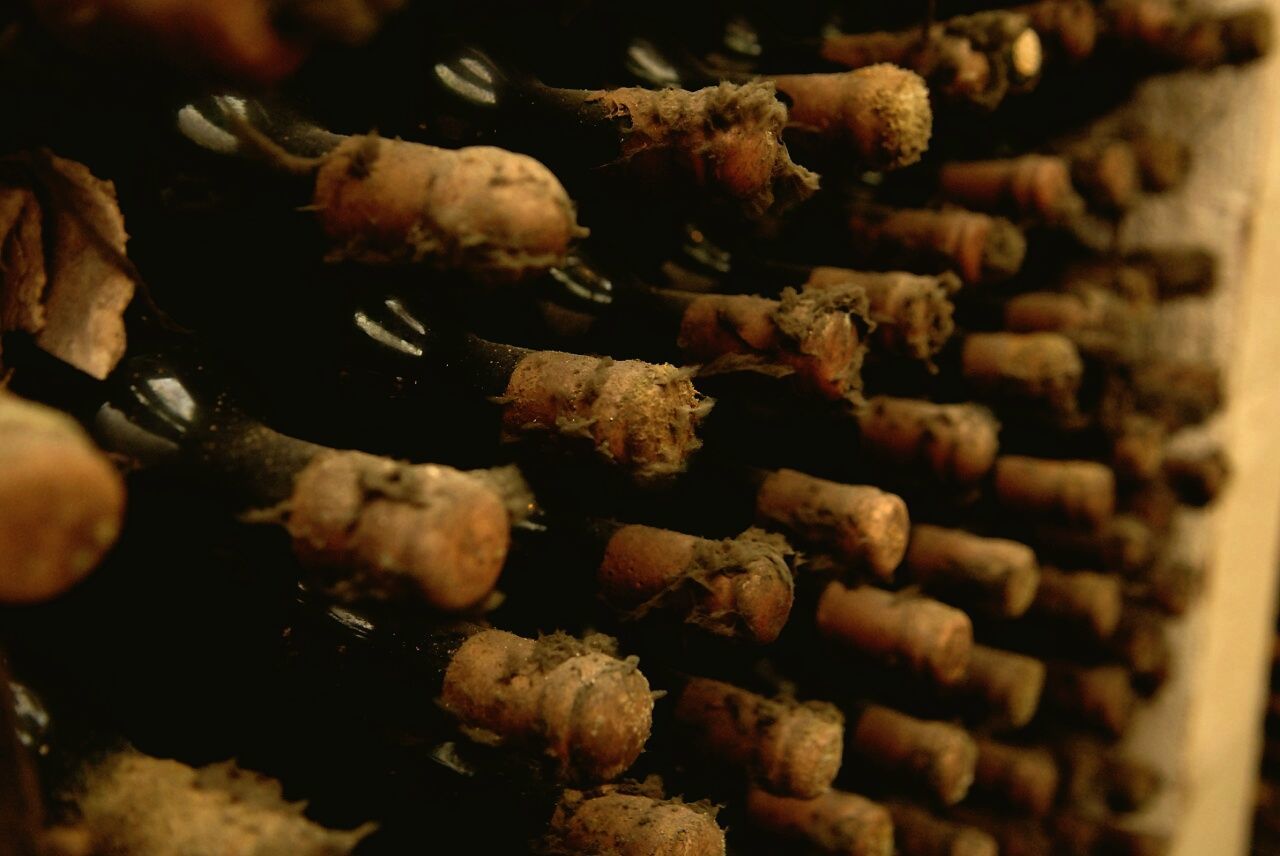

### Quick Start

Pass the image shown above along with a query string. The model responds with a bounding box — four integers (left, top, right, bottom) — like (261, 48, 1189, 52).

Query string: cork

(961, 333, 1083, 416)
(956, 645, 1046, 729)
(0, 392, 125, 604)
(847, 207, 1026, 285)
(546, 788, 725, 856)
(938, 156, 1084, 222)
(803, 268, 957, 362)
(313, 135, 578, 283)
(756, 469, 909, 579)
(440, 630, 653, 783)
(885, 800, 997, 856)
(597, 525, 794, 644)
(502, 352, 708, 484)
(772, 64, 933, 171)
(284, 450, 512, 610)
(673, 676, 844, 798)
(856, 398, 1000, 487)
(972, 738, 1060, 817)
(1029, 568, 1123, 640)
(1045, 663, 1137, 737)
(747, 788, 894, 856)
(994, 456, 1116, 529)
(905, 525, 1040, 617)
(817, 583, 973, 686)
(678, 288, 869, 402)
(849, 705, 978, 805)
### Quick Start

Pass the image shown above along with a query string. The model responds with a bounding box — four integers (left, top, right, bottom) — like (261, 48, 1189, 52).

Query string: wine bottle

(178, 95, 581, 284)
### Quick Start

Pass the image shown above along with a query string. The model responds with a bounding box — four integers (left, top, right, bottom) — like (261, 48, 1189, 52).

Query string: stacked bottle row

(0, 0, 1261, 853)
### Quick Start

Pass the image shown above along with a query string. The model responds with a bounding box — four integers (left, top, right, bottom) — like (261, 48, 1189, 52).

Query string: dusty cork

(847, 207, 1027, 285)
(886, 800, 998, 856)
(816, 583, 973, 685)
(282, 450, 514, 610)
(441, 630, 653, 783)
(772, 64, 932, 171)
(502, 352, 708, 484)
(849, 705, 978, 805)
(994, 456, 1116, 529)
(938, 156, 1084, 223)
(956, 645, 1046, 729)
(73, 753, 372, 856)
(856, 397, 999, 487)
(597, 525, 794, 644)
(961, 333, 1083, 416)
(905, 525, 1040, 617)
(546, 788, 726, 856)
(755, 469, 909, 579)
(0, 391, 125, 604)
(590, 81, 819, 219)
(673, 676, 844, 798)
(747, 788, 894, 856)
(972, 739, 1060, 817)
(313, 135, 579, 283)
(1029, 568, 1123, 640)
(1045, 663, 1137, 737)
(804, 268, 957, 362)
(678, 287, 870, 402)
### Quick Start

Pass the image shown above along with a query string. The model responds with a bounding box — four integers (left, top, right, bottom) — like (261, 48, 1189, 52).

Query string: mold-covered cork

(994, 456, 1116, 529)
(673, 676, 844, 798)
(590, 81, 819, 219)
(747, 788, 894, 856)
(849, 705, 978, 805)
(502, 352, 708, 484)
(856, 398, 1000, 487)
(886, 800, 998, 856)
(938, 156, 1084, 223)
(597, 526, 794, 643)
(678, 287, 870, 402)
(961, 333, 1083, 416)
(283, 450, 515, 610)
(905, 525, 1040, 617)
(313, 135, 579, 283)
(971, 739, 1060, 817)
(846, 207, 1027, 286)
(817, 583, 973, 685)
(73, 753, 372, 856)
(441, 630, 653, 783)
(772, 64, 933, 171)
(545, 787, 726, 856)
(955, 645, 1046, 729)
(803, 269, 957, 363)
(1029, 568, 1123, 640)
(0, 391, 126, 604)
(755, 469, 909, 579)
